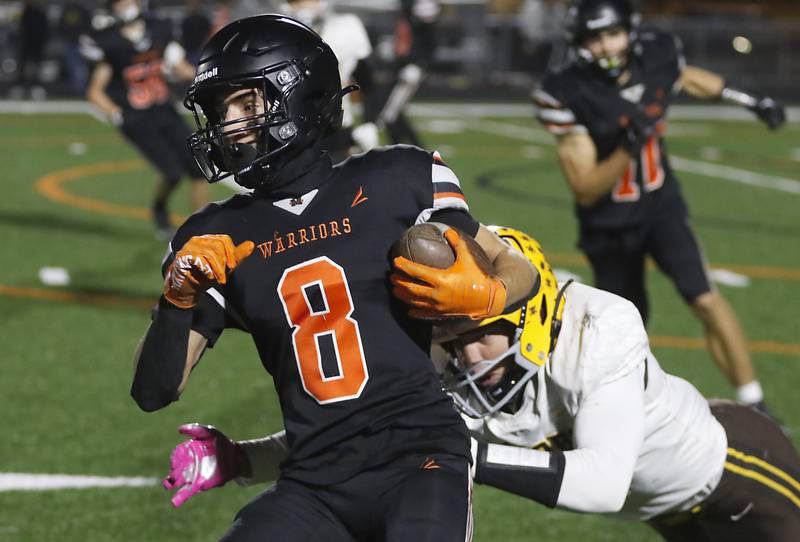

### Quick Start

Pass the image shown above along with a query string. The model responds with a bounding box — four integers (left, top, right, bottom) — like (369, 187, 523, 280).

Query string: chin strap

(548, 279, 573, 356)
(318, 84, 359, 128)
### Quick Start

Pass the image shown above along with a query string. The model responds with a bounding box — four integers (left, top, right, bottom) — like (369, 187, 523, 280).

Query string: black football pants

(220, 452, 472, 542)
(581, 213, 712, 326)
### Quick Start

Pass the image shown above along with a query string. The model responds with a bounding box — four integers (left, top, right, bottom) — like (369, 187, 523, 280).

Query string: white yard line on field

(2, 100, 797, 193)
(466, 119, 800, 195)
(0, 473, 158, 491)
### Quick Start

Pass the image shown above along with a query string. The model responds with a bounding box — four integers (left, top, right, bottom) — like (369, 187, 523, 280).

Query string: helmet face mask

(184, 15, 345, 190)
(436, 226, 567, 420)
(442, 337, 539, 419)
(186, 61, 305, 188)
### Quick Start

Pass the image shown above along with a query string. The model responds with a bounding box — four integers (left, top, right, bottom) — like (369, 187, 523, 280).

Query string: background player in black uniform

(83, 0, 208, 240)
(130, 15, 537, 541)
(377, 0, 441, 146)
(531, 0, 786, 410)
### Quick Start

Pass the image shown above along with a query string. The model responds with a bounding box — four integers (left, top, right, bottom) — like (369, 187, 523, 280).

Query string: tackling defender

(131, 14, 536, 541)
(531, 0, 786, 408)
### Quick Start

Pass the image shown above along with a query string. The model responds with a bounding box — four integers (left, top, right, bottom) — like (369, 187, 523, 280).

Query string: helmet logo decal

(586, 13, 617, 30)
(194, 67, 218, 84)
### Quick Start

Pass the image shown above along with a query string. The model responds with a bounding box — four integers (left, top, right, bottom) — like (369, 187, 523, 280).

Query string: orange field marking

(34, 160, 185, 222)
(33, 161, 800, 282)
(0, 284, 154, 310)
(1, 282, 798, 356)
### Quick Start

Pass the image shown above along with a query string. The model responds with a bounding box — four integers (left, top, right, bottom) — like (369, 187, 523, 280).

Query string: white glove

(351, 122, 380, 152)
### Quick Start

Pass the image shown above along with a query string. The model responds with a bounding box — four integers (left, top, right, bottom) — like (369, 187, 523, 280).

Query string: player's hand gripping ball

(390, 223, 506, 320)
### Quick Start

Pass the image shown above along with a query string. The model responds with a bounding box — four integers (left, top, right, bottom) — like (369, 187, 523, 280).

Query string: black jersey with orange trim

(534, 30, 688, 229)
(85, 17, 174, 121)
(163, 145, 473, 485)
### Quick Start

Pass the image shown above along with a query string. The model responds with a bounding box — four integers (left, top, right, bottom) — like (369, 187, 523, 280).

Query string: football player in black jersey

(531, 0, 786, 410)
(83, 0, 208, 240)
(130, 14, 537, 542)
(377, 0, 441, 147)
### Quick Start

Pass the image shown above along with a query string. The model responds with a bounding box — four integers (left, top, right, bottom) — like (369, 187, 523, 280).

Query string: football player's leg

(220, 480, 355, 542)
(581, 229, 649, 324)
(381, 453, 472, 542)
(121, 120, 183, 238)
(691, 401, 800, 540)
(161, 108, 209, 211)
(649, 215, 757, 390)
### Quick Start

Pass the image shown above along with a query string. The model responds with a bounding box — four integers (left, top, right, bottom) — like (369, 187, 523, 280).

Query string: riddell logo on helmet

(194, 67, 218, 84)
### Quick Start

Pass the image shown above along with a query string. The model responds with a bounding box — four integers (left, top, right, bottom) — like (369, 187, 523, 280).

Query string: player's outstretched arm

(473, 367, 645, 513)
(131, 235, 254, 411)
(679, 65, 786, 130)
(86, 62, 123, 125)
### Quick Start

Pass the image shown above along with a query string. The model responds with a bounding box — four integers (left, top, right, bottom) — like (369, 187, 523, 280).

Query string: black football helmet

(567, 0, 639, 79)
(184, 14, 350, 189)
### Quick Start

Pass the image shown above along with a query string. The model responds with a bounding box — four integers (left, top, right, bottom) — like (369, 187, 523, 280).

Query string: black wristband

(130, 296, 193, 411)
(474, 441, 566, 508)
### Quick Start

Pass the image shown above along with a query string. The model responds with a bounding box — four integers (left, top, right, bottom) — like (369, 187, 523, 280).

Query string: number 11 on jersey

(278, 256, 370, 404)
(612, 135, 666, 202)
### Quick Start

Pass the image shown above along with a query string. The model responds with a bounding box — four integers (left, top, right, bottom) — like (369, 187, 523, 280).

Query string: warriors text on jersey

(534, 31, 688, 229)
(165, 146, 472, 485)
(465, 282, 727, 519)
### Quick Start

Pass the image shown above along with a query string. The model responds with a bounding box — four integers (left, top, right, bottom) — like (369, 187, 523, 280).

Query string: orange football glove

(163, 235, 255, 309)
(391, 228, 507, 320)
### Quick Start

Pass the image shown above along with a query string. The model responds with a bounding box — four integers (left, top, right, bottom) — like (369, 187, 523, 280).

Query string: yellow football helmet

(440, 226, 569, 418)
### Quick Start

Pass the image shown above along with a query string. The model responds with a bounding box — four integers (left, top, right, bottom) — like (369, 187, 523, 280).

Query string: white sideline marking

(669, 156, 800, 194)
(4, 100, 798, 122)
(0, 473, 159, 491)
(709, 268, 750, 288)
(2, 100, 796, 193)
(468, 119, 800, 195)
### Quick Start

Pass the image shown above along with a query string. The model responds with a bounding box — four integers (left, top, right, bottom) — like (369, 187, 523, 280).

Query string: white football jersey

(317, 13, 371, 128)
(465, 282, 728, 520)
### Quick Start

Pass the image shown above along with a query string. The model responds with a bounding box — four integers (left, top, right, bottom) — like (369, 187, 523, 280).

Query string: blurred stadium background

(0, 1, 798, 541)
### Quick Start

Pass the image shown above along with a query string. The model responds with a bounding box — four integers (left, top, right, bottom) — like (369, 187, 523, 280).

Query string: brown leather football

(391, 222, 493, 274)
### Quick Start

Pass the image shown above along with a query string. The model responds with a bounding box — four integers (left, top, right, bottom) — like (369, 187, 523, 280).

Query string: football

(391, 222, 493, 274)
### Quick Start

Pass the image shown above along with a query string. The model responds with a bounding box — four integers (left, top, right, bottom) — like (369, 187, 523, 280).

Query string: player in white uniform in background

(159, 225, 799, 540)
(280, 0, 380, 160)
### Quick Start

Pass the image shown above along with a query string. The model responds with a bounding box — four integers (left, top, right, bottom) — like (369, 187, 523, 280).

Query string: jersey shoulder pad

(79, 33, 106, 62)
(533, 69, 586, 136)
(556, 283, 648, 395)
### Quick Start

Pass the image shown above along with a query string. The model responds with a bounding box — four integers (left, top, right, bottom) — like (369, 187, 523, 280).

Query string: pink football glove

(163, 423, 246, 507)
